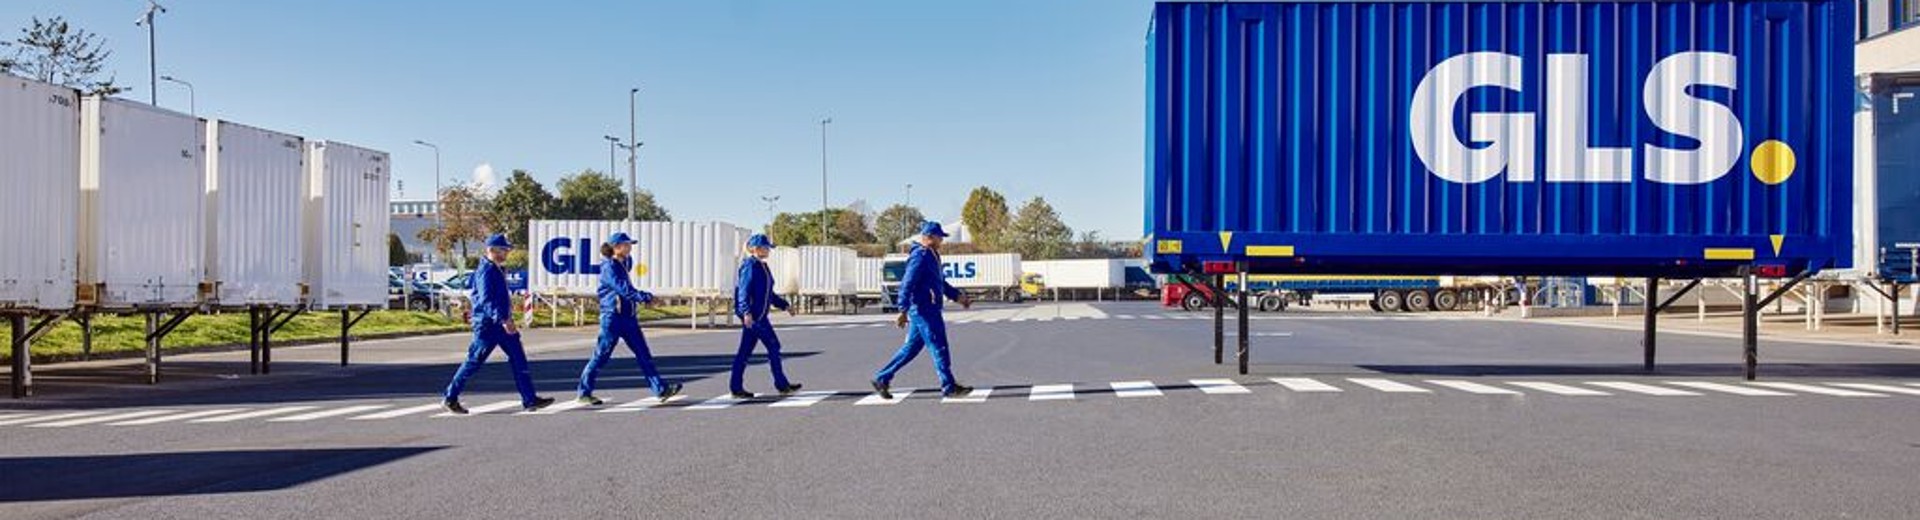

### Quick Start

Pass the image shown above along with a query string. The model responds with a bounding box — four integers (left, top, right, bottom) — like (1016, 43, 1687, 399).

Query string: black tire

(1376, 290, 1405, 312)
(1258, 294, 1284, 312)
(1367, 299, 1382, 312)
(1433, 290, 1460, 311)
(1405, 290, 1432, 312)
(1182, 293, 1208, 312)
(408, 297, 431, 312)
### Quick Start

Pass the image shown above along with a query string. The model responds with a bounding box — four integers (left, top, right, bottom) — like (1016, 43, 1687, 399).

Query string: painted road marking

(525, 398, 594, 415)
(352, 404, 445, 420)
(1349, 378, 1431, 393)
(855, 388, 915, 405)
(1508, 382, 1610, 396)
(270, 405, 393, 422)
(1826, 383, 1920, 396)
(1270, 378, 1343, 393)
(435, 400, 522, 417)
(600, 394, 688, 413)
(1111, 381, 1164, 398)
(769, 390, 838, 408)
(110, 408, 246, 426)
(1191, 379, 1252, 395)
(1426, 380, 1521, 395)
(1746, 382, 1887, 397)
(0, 411, 103, 427)
(1666, 382, 1793, 396)
(1586, 382, 1701, 396)
(29, 410, 178, 428)
(942, 387, 993, 403)
(190, 406, 320, 423)
(1029, 384, 1077, 401)
(686, 394, 747, 410)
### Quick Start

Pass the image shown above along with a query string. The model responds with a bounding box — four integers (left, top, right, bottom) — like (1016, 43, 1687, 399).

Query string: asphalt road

(4, 302, 1919, 519)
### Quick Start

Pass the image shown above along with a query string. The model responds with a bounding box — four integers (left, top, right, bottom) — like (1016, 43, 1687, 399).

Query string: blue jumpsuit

(577, 255, 669, 397)
(731, 256, 794, 394)
(444, 259, 539, 407)
(874, 243, 965, 393)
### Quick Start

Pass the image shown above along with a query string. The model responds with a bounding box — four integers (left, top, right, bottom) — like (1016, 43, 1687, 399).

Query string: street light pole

(159, 75, 193, 115)
(819, 117, 832, 244)
(135, 1, 167, 105)
(761, 195, 780, 229)
(411, 140, 442, 263)
(603, 136, 621, 178)
(905, 183, 913, 208)
(628, 87, 639, 222)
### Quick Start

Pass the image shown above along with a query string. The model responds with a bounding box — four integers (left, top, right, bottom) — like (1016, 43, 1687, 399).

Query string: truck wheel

(1259, 294, 1284, 312)
(1405, 290, 1432, 312)
(1376, 290, 1405, 312)
(1182, 293, 1208, 312)
(1367, 299, 1381, 312)
(409, 297, 431, 312)
(1433, 290, 1460, 311)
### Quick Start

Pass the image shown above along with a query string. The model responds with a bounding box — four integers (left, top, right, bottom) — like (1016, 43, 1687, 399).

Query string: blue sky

(0, 0, 1154, 239)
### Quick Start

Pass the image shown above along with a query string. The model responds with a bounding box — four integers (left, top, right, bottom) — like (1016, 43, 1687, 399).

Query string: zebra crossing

(2, 380, 1914, 431)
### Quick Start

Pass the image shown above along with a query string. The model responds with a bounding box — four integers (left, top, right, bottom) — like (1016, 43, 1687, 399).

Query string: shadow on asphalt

(1355, 363, 1920, 379)
(0, 447, 444, 502)
(6, 352, 820, 409)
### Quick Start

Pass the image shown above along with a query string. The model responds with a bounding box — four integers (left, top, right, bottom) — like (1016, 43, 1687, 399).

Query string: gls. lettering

(1410, 51, 1741, 185)
(540, 237, 602, 275)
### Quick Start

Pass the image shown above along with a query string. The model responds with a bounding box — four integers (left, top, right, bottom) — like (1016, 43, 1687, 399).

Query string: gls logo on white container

(1410, 51, 1795, 186)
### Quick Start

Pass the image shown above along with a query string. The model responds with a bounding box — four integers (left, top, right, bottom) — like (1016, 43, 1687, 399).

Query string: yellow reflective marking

(1156, 240, 1183, 254)
(1704, 248, 1755, 261)
(1246, 246, 1295, 257)
(1750, 140, 1796, 185)
(1218, 231, 1233, 252)
(1769, 235, 1784, 256)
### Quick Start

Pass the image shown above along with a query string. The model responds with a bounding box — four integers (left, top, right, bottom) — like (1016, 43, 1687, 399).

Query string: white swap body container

(527, 220, 751, 298)
(895, 253, 1020, 289)
(795, 246, 857, 296)
(855, 257, 884, 295)
(1023, 259, 1128, 290)
(80, 96, 205, 308)
(0, 74, 80, 310)
(205, 120, 305, 306)
(765, 246, 801, 295)
(303, 141, 391, 309)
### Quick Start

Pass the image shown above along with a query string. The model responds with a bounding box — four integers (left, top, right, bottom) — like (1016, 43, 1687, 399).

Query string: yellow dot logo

(1750, 140, 1796, 185)
(632, 262, 648, 278)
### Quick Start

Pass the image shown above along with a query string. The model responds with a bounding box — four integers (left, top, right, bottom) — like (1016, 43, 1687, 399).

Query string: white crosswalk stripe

(1349, 378, 1431, 393)
(1746, 382, 1887, 397)
(0, 413, 34, 423)
(855, 389, 914, 405)
(270, 405, 393, 422)
(110, 408, 247, 425)
(29, 410, 179, 428)
(1586, 382, 1701, 396)
(1115, 315, 1136, 319)
(1270, 378, 1343, 392)
(686, 394, 747, 410)
(1029, 384, 1076, 401)
(0, 411, 102, 427)
(600, 394, 687, 413)
(770, 390, 837, 408)
(1425, 380, 1521, 395)
(1826, 383, 1920, 396)
(1507, 382, 1610, 396)
(942, 387, 993, 403)
(1111, 381, 1163, 398)
(1191, 379, 1252, 395)
(353, 404, 446, 420)
(435, 400, 522, 417)
(1142, 315, 1164, 320)
(191, 406, 319, 423)
(1666, 381, 1794, 396)
(525, 399, 592, 415)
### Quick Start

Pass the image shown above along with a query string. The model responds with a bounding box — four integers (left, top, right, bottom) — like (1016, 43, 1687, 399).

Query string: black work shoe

(943, 384, 974, 397)
(576, 395, 604, 406)
(523, 396, 556, 412)
(730, 391, 756, 399)
(871, 380, 893, 400)
(657, 383, 683, 403)
(778, 383, 804, 396)
(442, 399, 468, 415)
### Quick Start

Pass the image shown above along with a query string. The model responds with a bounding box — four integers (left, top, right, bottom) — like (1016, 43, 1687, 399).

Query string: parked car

(389, 274, 438, 311)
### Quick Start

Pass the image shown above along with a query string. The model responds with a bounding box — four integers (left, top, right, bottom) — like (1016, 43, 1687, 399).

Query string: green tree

(417, 185, 491, 268)
(387, 233, 409, 267)
(961, 187, 1011, 250)
(766, 212, 818, 247)
(830, 207, 875, 245)
(873, 204, 926, 245)
(1003, 197, 1073, 260)
(554, 169, 670, 221)
(488, 169, 555, 246)
(1, 17, 122, 95)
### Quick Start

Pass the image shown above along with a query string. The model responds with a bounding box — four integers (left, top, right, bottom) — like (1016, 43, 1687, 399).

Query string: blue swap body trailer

(1143, 0, 1856, 377)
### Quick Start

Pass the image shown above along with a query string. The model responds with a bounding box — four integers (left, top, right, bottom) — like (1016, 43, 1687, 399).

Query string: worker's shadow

(0, 447, 445, 502)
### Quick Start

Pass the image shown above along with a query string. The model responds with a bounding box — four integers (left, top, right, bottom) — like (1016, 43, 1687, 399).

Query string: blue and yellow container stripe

(1145, 0, 1855, 277)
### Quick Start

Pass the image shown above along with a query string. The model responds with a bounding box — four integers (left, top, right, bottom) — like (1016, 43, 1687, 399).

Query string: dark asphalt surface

(3, 302, 1919, 519)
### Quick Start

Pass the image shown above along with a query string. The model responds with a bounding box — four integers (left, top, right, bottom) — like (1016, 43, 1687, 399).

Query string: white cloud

(470, 163, 498, 192)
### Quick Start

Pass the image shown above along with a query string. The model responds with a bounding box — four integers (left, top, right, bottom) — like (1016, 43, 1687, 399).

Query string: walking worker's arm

(476, 262, 511, 325)
(897, 249, 931, 310)
(607, 260, 654, 305)
(735, 261, 756, 317)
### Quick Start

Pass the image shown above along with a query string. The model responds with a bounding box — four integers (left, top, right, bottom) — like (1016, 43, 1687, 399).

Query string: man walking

(872, 222, 973, 399)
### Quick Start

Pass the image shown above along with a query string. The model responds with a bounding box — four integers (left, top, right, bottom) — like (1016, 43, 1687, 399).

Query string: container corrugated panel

(1025, 259, 1127, 289)
(856, 257, 884, 294)
(1865, 72, 1920, 282)
(81, 96, 205, 308)
(1147, 1, 1854, 277)
(766, 246, 801, 294)
(206, 120, 304, 306)
(303, 141, 391, 309)
(527, 220, 750, 297)
(0, 74, 79, 310)
(796, 246, 857, 296)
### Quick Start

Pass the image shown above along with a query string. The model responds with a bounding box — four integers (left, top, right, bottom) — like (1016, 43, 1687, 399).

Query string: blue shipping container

(1146, 0, 1855, 277)
(1869, 72, 1920, 282)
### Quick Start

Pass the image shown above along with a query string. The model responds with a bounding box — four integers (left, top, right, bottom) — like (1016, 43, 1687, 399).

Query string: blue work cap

(485, 234, 513, 249)
(919, 221, 949, 238)
(608, 231, 636, 245)
(746, 234, 774, 249)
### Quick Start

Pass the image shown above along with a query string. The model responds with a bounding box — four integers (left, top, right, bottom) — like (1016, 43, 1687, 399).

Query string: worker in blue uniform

(872, 221, 973, 399)
(729, 234, 801, 399)
(576, 231, 682, 405)
(443, 234, 553, 414)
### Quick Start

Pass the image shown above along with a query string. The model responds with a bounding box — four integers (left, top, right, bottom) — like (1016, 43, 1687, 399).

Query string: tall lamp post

(628, 87, 640, 222)
(819, 117, 832, 244)
(761, 195, 780, 229)
(603, 136, 622, 178)
(135, 1, 167, 105)
(411, 140, 442, 263)
(159, 75, 193, 115)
